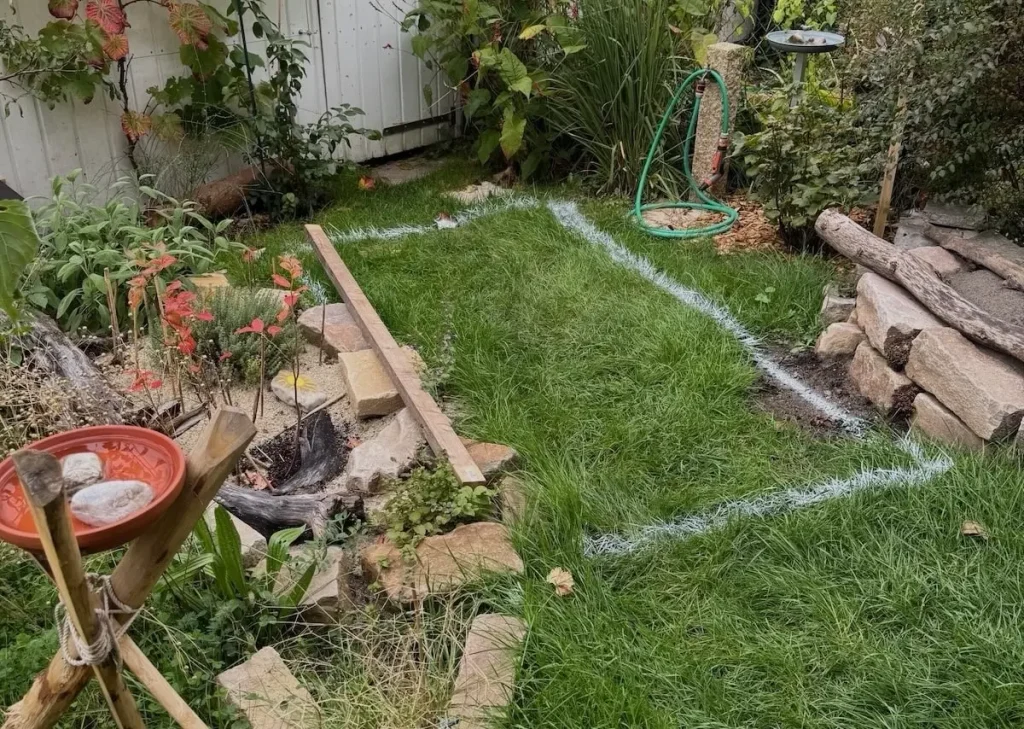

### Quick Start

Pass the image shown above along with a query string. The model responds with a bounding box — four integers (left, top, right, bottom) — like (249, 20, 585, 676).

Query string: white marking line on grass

(324, 194, 540, 246)
(546, 200, 953, 557)
(323, 195, 954, 556)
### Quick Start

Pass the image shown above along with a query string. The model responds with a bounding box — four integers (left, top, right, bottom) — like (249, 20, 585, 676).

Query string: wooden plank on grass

(305, 224, 486, 485)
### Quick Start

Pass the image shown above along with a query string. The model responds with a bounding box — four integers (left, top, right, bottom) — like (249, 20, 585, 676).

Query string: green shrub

(377, 462, 496, 552)
(29, 170, 243, 333)
(545, 0, 688, 194)
(187, 288, 296, 384)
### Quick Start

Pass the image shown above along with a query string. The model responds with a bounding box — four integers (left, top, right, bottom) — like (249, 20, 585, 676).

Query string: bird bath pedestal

(765, 29, 845, 105)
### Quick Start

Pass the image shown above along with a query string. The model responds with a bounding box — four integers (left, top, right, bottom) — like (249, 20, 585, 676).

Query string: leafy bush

(188, 288, 296, 384)
(29, 170, 242, 332)
(735, 91, 880, 249)
(545, 0, 687, 194)
(403, 0, 584, 177)
(377, 462, 495, 552)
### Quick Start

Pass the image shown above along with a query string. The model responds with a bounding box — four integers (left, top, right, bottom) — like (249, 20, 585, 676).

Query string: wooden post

(872, 94, 908, 239)
(11, 451, 145, 729)
(3, 407, 256, 729)
(305, 224, 486, 485)
(103, 268, 122, 363)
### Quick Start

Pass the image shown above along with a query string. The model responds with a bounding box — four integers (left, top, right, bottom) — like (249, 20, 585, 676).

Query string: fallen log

(815, 209, 1024, 363)
(923, 224, 1024, 291)
(215, 483, 360, 536)
(10, 311, 129, 424)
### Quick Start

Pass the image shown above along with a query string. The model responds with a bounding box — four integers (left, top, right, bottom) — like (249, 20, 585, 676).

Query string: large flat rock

(911, 393, 984, 451)
(298, 303, 369, 358)
(447, 614, 527, 729)
(849, 341, 917, 416)
(947, 269, 1024, 327)
(360, 522, 523, 603)
(217, 647, 319, 729)
(460, 438, 519, 480)
(923, 201, 985, 230)
(906, 327, 1024, 441)
(856, 272, 943, 368)
(271, 546, 357, 623)
(893, 214, 933, 251)
(340, 349, 402, 418)
(344, 408, 424, 492)
(908, 246, 965, 279)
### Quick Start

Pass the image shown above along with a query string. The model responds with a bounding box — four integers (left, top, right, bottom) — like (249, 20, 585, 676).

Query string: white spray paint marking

(548, 200, 865, 433)
(324, 195, 539, 246)
(320, 195, 953, 555)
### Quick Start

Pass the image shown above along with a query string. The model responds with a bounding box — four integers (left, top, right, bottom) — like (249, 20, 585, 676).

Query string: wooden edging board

(305, 224, 486, 485)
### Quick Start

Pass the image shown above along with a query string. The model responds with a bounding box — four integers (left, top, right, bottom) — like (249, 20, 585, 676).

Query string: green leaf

(214, 506, 246, 596)
(266, 526, 305, 579)
(499, 108, 526, 159)
(0, 200, 42, 319)
(465, 88, 491, 120)
(281, 560, 317, 613)
(678, 0, 706, 15)
(423, 83, 433, 106)
(411, 34, 430, 59)
(495, 49, 530, 96)
(477, 129, 500, 162)
(521, 148, 544, 179)
(519, 24, 546, 39)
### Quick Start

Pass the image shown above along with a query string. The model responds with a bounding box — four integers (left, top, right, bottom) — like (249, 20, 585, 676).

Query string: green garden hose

(633, 68, 739, 239)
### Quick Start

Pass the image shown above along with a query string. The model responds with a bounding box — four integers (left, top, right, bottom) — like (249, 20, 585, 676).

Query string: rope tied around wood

(55, 573, 139, 666)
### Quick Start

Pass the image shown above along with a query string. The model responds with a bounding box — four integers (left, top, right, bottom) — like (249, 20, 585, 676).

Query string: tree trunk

(11, 311, 129, 424)
(215, 483, 360, 536)
(815, 209, 1024, 363)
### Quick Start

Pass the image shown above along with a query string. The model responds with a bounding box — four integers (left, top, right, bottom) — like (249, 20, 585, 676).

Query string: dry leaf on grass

(547, 567, 574, 596)
(961, 520, 989, 540)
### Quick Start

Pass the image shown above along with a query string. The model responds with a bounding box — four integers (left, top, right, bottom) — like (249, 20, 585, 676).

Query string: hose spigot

(700, 133, 731, 190)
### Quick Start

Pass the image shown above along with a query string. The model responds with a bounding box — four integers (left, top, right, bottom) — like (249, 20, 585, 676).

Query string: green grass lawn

(229, 162, 1024, 727)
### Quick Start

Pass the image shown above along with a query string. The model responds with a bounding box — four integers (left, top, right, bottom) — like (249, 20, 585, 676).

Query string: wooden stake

(103, 268, 122, 364)
(120, 635, 209, 729)
(11, 451, 145, 729)
(3, 407, 256, 729)
(873, 94, 908, 239)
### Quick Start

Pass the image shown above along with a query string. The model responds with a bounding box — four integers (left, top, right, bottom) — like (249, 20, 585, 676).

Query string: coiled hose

(633, 68, 738, 239)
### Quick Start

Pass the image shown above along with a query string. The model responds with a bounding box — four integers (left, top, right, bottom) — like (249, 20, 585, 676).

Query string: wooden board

(305, 224, 486, 485)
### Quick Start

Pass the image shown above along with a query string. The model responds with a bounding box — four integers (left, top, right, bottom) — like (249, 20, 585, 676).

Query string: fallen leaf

(547, 567, 574, 596)
(961, 520, 989, 540)
(358, 176, 376, 191)
(243, 470, 271, 491)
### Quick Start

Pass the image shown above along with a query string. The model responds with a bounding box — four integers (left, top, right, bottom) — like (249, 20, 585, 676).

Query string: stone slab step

(217, 647, 319, 729)
(446, 614, 527, 729)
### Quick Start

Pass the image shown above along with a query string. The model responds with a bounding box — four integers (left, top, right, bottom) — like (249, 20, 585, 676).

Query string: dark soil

(250, 410, 350, 493)
(753, 347, 877, 437)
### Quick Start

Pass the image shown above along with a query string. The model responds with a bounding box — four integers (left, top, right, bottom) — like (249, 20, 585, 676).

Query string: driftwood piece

(216, 482, 360, 536)
(924, 224, 1024, 291)
(11, 451, 145, 729)
(3, 407, 255, 729)
(271, 410, 345, 496)
(10, 311, 128, 424)
(815, 209, 1024, 363)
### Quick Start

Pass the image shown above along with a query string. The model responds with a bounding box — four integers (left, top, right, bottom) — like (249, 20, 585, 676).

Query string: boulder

(360, 522, 523, 603)
(906, 327, 1024, 441)
(498, 476, 527, 524)
(446, 614, 527, 729)
(343, 408, 424, 492)
(847, 306, 859, 325)
(893, 214, 933, 251)
(460, 438, 519, 480)
(856, 272, 943, 368)
(297, 303, 369, 358)
(849, 341, 918, 416)
(908, 246, 965, 278)
(820, 293, 855, 326)
(204, 504, 267, 568)
(815, 322, 866, 357)
(911, 393, 985, 451)
(272, 546, 357, 623)
(947, 269, 1024, 327)
(923, 201, 985, 230)
(339, 350, 402, 418)
(271, 371, 328, 413)
(217, 647, 319, 729)
(70, 480, 153, 527)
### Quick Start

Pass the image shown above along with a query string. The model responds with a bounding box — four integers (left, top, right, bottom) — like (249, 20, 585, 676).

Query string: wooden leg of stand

(11, 451, 145, 729)
(120, 636, 209, 729)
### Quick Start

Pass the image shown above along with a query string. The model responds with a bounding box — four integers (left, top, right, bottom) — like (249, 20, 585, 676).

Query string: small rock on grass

(217, 646, 320, 729)
(271, 371, 328, 413)
(447, 181, 505, 204)
(460, 438, 519, 480)
(961, 520, 989, 540)
(446, 614, 527, 729)
(820, 292, 855, 326)
(70, 480, 153, 526)
(271, 545, 357, 623)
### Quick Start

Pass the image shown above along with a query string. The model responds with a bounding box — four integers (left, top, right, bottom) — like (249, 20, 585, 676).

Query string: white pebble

(62, 453, 104, 490)
(70, 480, 154, 527)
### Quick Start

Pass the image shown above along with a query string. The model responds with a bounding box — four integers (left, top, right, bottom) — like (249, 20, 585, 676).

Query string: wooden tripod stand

(3, 408, 255, 729)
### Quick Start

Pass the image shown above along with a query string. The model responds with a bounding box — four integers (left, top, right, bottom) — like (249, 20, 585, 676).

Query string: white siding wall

(0, 0, 453, 199)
